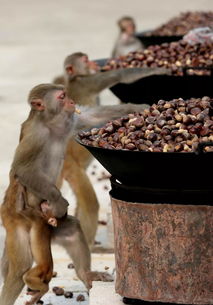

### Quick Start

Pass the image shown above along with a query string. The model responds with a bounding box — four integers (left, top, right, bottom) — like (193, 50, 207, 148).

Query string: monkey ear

(30, 99, 45, 111)
(65, 65, 73, 75)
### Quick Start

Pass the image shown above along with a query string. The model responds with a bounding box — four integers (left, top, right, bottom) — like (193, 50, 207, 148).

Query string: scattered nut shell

(76, 294, 86, 302)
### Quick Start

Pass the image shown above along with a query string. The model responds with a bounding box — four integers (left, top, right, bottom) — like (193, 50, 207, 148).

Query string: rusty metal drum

(111, 195, 213, 304)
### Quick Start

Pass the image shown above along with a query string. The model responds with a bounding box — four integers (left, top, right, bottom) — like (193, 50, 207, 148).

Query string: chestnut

(79, 96, 213, 153)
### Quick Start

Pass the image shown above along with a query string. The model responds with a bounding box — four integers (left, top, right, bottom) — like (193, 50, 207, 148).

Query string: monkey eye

(82, 56, 89, 63)
(57, 92, 66, 100)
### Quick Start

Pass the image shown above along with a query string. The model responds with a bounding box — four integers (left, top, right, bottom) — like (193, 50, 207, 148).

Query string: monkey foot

(87, 271, 114, 282)
(25, 291, 44, 305)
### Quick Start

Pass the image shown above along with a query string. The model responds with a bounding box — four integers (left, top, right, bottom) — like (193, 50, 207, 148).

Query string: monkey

(15, 179, 58, 226)
(40, 201, 58, 227)
(0, 84, 91, 305)
(63, 52, 168, 106)
(0, 83, 166, 305)
(23, 199, 58, 227)
(52, 52, 170, 248)
(111, 16, 144, 58)
(53, 55, 100, 88)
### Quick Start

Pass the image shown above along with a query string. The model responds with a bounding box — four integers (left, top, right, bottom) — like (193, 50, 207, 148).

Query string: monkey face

(88, 60, 100, 74)
(55, 90, 75, 113)
(46, 90, 75, 115)
(121, 20, 136, 35)
(75, 56, 91, 75)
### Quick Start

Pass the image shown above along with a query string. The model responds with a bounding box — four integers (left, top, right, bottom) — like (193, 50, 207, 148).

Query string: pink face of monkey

(74, 55, 99, 75)
(55, 90, 75, 112)
(45, 89, 76, 115)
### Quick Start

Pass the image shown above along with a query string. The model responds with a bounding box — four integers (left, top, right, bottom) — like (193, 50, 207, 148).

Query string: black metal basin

(135, 31, 182, 48)
(76, 138, 213, 190)
(110, 73, 213, 104)
(93, 56, 213, 105)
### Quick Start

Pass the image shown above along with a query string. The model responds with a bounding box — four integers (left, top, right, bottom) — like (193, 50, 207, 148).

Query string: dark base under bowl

(123, 297, 191, 305)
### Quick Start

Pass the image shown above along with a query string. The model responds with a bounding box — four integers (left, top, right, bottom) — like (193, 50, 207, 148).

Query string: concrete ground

(0, 0, 213, 304)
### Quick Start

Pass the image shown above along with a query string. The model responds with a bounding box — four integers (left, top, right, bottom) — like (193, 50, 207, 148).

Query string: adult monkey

(53, 52, 170, 248)
(0, 84, 92, 305)
(0, 83, 160, 305)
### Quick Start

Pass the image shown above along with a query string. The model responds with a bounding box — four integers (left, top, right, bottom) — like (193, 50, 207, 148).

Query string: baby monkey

(16, 179, 58, 227)
(39, 201, 57, 227)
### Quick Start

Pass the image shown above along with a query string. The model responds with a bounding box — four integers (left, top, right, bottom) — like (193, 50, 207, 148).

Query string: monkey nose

(64, 98, 76, 112)
(66, 98, 75, 105)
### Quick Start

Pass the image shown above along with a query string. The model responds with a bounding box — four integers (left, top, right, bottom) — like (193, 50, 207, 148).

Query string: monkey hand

(50, 197, 69, 218)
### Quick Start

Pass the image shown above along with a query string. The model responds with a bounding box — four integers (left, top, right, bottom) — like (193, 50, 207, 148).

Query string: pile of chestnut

(79, 97, 213, 153)
(148, 11, 213, 36)
(102, 40, 213, 76)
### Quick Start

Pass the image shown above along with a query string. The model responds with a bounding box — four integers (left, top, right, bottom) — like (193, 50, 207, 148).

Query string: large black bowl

(93, 57, 213, 104)
(135, 31, 182, 48)
(110, 73, 213, 104)
(76, 138, 213, 190)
